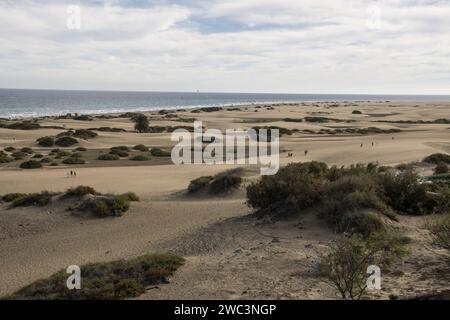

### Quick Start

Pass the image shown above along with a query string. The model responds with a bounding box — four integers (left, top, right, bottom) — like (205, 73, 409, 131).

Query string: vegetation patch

(150, 148, 171, 157)
(0, 151, 13, 163)
(64, 186, 98, 198)
(98, 154, 120, 161)
(6, 253, 184, 300)
(20, 160, 43, 169)
(62, 157, 85, 165)
(37, 136, 55, 147)
(188, 169, 243, 195)
(423, 153, 450, 165)
(247, 162, 450, 236)
(11, 191, 54, 207)
(133, 144, 149, 152)
(55, 136, 78, 147)
(319, 233, 409, 300)
(426, 214, 450, 250)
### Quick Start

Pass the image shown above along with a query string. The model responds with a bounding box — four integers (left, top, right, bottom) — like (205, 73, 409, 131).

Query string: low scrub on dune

(426, 214, 450, 250)
(319, 232, 409, 300)
(21, 147, 34, 154)
(247, 161, 450, 237)
(423, 153, 450, 165)
(98, 154, 120, 161)
(188, 168, 243, 195)
(36, 136, 54, 147)
(0, 151, 13, 163)
(5, 253, 185, 300)
(62, 157, 85, 165)
(4, 146, 15, 152)
(10, 191, 54, 207)
(150, 148, 171, 157)
(20, 160, 43, 169)
(11, 151, 27, 160)
(434, 162, 449, 175)
(55, 136, 78, 147)
(119, 192, 140, 202)
(64, 186, 98, 198)
(2, 193, 26, 202)
(133, 144, 149, 152)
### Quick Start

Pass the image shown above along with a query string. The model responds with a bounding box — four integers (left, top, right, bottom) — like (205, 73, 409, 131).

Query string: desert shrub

(133, 114, 150, 133)
(98, 154, 120, 161)
(377, 170, 435, 215)
(120, 192, 140, 202)
(247, 162, 328, 213)
(11, 151, 27, 160)
(0, 151, 13, 163)
(75, 147, 87, 152)
(40, 158, 52, 163)
(188, 176, 214, 194)
(133, 144, 149, 152)
(91, 196, 130, 218)
(352, 110, 363, 114)
(109, 149, 129, 157)
(7, 121, 41, 130)
(20, 147, 34, 154)
(73, 129, 97, 140)
(110, 146, 129, 152)
(4, 146, 15, 152)
(65, 186, 98, 198)
(2, 193, 25, 202)
(7, 253, 184, 300)
(37, 136, 54, 147)
(435, 162, 449, 175)
(20, 160, 42, 169)
(50, 162, 59, 166)
(11, 191, 54, 207)
(130, 155, 149, 161)
(423, 153, 450, 165)
(70, 152, 83, 158)
(55, 136, 78, 147)
(209, 175, 242, 194)
(62, 157, 85, 165)
(150, 148, 171, 157)
(426, 214, 450, 250)
(55, 150, 71, 158)
(32, 153, 44, 159)
(320, 233, 408, 300)
(73, 115, 92, 121)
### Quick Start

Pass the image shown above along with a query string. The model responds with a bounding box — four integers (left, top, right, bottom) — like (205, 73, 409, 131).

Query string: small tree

(133, 114, 149, 133)
(320, 233, 408, 300)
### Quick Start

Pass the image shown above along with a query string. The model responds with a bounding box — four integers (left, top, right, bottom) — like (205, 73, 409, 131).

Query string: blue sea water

(1, 88, 449, 119)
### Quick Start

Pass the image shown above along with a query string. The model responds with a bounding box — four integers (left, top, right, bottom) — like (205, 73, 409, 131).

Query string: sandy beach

(1, 101, 449, 299)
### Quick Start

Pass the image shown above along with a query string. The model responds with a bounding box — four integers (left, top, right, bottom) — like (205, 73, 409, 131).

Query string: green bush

(188, 176, 214, 194)
(20, 147, 34, 154)
(426, 214, 450, 250)
(120, 192, 140, 202)
(111, 146, 130, 152)
(7, 121, 41, 130)
(435, 162, 449, 175)
(320, 233, 408, 300)
(0, 151, 13, 163)
(423, 153, 450, 165)
(73, 129, 97, 140)
(352, 110, 363, 114)
(98, 154, 120, 161)
(7, 253, 184, 300)
(11, 151, 27, 160)
(91, 196, 130, 218)
(65, 186, 98, 198)
(109, 150, 129, 157)
(150, 148, 171, 157)
(209, 175, 242, 194)
(40, 157, 52, 163)
(11, 191, 53, 207)
(75, 147, 87, 152)
(4, 146, 15, 152)
(55, 136, 78, 147)
(37, 136, 54, 147)
(133, 144, 149, 152)
(32, 154, 44, 159)
(62, 157, 85, 165)
(130, 155, 149, 161)
(20, 160, 43, 169)
(2, 193, 26, 202)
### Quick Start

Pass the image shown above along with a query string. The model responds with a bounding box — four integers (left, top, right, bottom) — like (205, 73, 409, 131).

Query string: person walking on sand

(372, 141, 374, 147)
(360, 143, 363, 148)
(74, 171, 77, 177)
(304, 149, 308, 156)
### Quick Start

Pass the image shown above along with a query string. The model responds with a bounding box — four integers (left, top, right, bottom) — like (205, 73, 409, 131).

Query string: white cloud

(0, 0, 449, 94)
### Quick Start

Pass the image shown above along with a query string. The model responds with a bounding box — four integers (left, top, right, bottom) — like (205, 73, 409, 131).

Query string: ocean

(1, 88, 449, 119)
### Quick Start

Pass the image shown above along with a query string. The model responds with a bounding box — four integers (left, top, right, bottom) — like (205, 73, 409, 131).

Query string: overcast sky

(0, 0, 449, 94)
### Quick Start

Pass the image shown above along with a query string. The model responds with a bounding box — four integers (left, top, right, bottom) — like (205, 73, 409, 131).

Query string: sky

(0, 0, 449, 94)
